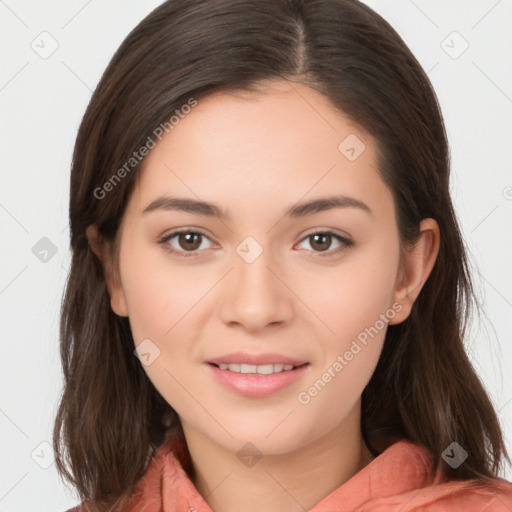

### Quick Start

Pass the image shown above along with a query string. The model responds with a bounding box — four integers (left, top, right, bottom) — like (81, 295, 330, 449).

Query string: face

(100, 80, 412, 456)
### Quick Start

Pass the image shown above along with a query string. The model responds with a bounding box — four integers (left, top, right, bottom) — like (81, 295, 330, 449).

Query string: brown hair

(53, 0, 510, 510)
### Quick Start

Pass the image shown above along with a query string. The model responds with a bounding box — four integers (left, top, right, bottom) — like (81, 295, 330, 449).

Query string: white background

(0, 1, 511, 510)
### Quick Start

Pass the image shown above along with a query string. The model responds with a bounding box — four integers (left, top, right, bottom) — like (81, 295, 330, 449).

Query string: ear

(85, 224, 129, 317)
(388, 218, 440, 325)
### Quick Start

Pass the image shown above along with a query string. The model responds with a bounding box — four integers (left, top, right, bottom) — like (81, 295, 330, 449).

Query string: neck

(181, 402, 374, 512)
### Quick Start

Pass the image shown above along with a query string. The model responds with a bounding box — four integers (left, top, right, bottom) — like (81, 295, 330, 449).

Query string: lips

(206, 351, 307, 367)
(204, 352, 310, 398)
(214, 362, 298, 374)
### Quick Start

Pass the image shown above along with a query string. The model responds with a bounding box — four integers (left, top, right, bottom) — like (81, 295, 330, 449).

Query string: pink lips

(205, 352, 310, 398)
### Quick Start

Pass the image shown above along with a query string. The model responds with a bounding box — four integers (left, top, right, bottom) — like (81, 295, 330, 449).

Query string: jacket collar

(125, 432, 437, 512)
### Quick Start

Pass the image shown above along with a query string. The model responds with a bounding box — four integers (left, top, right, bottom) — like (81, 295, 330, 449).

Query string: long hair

(53, 0, 510, 510)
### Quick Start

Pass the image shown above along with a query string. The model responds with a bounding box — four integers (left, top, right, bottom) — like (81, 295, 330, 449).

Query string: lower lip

(205, 363, 310, 398)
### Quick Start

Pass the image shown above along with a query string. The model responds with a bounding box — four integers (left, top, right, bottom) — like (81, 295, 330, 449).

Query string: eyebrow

(142, 194, 372, 219)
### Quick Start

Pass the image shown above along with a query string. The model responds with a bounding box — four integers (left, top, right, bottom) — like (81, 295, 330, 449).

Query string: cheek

(118, 246, 213, 415)
(295, 243, 400, 348)
(119, 242, 213, 342)
(295, 269, 395, 427)
(119, 243, 222, 403)
(293, 241, 399, 403)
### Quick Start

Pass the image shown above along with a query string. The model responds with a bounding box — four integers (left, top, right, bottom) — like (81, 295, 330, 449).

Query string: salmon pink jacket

(66, 434, 512, 511)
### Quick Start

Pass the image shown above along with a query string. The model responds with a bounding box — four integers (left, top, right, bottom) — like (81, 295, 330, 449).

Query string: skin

(87, 80, 439, 512)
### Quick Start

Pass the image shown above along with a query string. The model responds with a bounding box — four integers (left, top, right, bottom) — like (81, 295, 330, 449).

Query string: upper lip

(206, 352, 308, 366)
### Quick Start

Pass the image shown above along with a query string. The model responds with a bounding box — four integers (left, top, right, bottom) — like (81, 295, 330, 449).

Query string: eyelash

(157, 229, 354, 259)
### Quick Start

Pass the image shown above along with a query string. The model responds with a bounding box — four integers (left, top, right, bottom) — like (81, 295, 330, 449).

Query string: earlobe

(389, 218, 440, 325)
(85, 224, 129, 317)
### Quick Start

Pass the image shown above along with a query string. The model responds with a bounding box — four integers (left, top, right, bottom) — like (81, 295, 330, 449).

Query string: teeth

(216, 363, 296, 374)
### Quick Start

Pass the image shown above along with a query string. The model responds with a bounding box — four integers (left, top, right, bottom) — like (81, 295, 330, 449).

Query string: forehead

(127, 80, 392, 221)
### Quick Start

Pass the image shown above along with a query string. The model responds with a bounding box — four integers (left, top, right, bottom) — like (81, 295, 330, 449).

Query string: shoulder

(417, 478, 512, 511)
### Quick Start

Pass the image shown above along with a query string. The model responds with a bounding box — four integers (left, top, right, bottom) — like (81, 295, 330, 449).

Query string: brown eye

(309, 233, 332, 252)
(159, 230, 214, 256)
(177, 232, 203, 251)
(296, 231, 354, 257)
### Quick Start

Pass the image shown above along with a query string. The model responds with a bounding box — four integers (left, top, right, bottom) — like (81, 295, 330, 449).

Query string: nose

(218, 242, 295, 333)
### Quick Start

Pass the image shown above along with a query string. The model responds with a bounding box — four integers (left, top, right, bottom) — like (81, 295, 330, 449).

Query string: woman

(55, 0, 512, 510)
